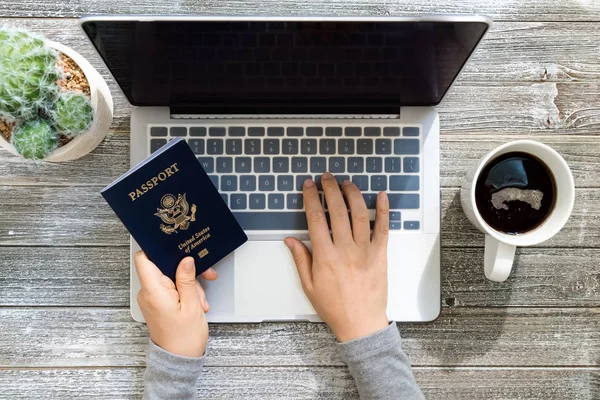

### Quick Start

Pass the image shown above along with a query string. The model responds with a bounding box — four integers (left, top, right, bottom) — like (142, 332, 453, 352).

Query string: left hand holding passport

(135, 252, 217, 357)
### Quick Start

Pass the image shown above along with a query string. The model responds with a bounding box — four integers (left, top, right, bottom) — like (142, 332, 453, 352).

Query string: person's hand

(134, 252, 218, 357)
(284, 172, 390, 342)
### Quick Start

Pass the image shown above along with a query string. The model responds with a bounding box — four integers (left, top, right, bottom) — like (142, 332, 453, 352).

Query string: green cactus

(49, 92, 93, 137)
(11, 119, 58, 159)
(0, 28, 62, 121)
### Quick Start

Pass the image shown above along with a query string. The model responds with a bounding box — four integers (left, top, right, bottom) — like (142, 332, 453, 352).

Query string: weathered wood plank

(0, 367, 598, 400)
(0, 246, 129, 306)
(2, 0, 600, 21)
(0, 186, 596, 247)
(2, 246, 599, 308)
(2, 134, 598, 189)
(0, 19, 599, 133)
(1, 307, 600, 367)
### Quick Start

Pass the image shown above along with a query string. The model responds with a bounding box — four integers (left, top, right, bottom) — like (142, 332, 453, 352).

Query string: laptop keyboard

(149, 124, 422, 232)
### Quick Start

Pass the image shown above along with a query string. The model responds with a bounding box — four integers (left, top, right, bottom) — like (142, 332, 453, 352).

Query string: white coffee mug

(461, 140, 575, 282)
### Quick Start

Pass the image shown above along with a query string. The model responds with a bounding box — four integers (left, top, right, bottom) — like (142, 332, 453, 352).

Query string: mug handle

(484, 235, 516, 282)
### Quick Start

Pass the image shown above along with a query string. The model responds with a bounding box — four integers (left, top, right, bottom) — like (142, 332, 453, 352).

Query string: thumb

(175, 257, 200, 307)
(284, 237, 313, 292)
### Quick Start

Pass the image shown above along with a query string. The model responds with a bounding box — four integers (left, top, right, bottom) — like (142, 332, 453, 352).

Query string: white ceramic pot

(0, 40, 114, 162)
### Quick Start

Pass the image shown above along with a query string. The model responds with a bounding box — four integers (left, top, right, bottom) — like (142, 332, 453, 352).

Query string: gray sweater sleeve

(338, 323, 424, 400)
(143, 339, 205, 400)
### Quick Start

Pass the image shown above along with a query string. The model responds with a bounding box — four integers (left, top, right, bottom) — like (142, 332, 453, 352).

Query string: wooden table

(1, 2, 599, 399)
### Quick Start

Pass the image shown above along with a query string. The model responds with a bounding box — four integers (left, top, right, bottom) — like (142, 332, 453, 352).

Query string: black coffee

(475, 152, 556, 235)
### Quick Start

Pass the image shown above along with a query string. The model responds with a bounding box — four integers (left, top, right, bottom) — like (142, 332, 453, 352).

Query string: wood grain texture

(0, 19, 599, 133)
(2, 307, 600, 368)
(2, 246, 599, 308)
(2, 134, 599, 189)
(1, 0, 600, 21)
(1, 367, 599, 400)
(0, 186, 596, 247)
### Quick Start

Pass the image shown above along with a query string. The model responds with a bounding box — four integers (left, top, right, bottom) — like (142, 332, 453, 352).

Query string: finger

(372, 191, 390, 250)
(175, 257, 200, 307)
(200, 268, 218, 281)
(321, 173, 353, 244)
(195, 281, 210, 313)
(284, 237, 313, 292)
(134, 251, 166, 290)
(302, 178, 333, 246)
(341, 180, 371, 245)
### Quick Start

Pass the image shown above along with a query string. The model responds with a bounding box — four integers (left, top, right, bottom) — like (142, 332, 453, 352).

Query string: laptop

(80, 15, 491, 323)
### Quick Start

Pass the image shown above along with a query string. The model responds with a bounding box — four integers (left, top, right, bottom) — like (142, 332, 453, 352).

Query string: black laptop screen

(81, 19, 489, 112)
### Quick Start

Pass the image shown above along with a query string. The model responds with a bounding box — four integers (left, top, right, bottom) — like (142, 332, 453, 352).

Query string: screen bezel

(79, 15, 492, 113)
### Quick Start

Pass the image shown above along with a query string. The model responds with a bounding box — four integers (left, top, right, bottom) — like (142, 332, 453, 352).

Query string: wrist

(333, 315, 390, 343)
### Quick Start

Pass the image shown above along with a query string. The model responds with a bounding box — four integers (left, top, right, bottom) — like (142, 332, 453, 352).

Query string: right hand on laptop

(284, 172, 390, 342)
(134, 252, 218, 357)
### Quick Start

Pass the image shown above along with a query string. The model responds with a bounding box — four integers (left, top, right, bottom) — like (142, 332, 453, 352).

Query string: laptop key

(273, 157, 289, 173)
(404, 157, 420, 173)
(306, 127, 323, 137)
(352, 175, 369, 191)
(207, 139, 223, 155)
(296, 175, 312, 190)
(170, 127, 187, 137)
(240, 175, 257, 191)
(208, 175, 218, 188)
(388, 194, 419, 209)
(310, 157, 327, 173)
(371, 175, 387, 191)
(151, 139, 167, 153)
(390, 211, 402, 221)
(383, 127, 400, 137)
(375, 139, 392, 154)
(335, 174, 350, 186)
(190, 127, 207, 137)
(198, 157, 214, 173)
(244, 139, 261, 155)
(216, 157, 233, 173)
(326, 127, 342, 137)
(404, 221, 420, 230)
(390, 222, 402, 230)
(249, 194, 266, 210)
(230, 194, 247, 210)
(292, 157, 308, 172)
(365, 127, 381, 137)
(385, 157, 401, 173)
(403, 127, 420, 137)
(394, 139, 420, 155)
(329, 157, 345, 173)
(150, 127, 167, 137)
(229, 126, 245, 137)
(390, 176, 420, 191)
(259, 175, 275, 191)
(209, 127, 226, 137)
(226, 139, 242, 155)
(357, 139, 373, 155)
(235, 157, 252, 173)
(187, 139, 204, 155)
(315, 175, 323, 191)
(345, 127, 361, 137)
(282, 139, 299, 155)
(268, 194, 285, 210)
(248, 127, 265, 137)
(254, 157, 270, 173)
(287, 194, 304, 210)
(319, 139, 336, 155)
(266, 127, 284, 137)
(363, 193, 378, 209)
(221, 175, 238, 191)
(233, 212, 307, 230)
(301, 139, 317, 154)
(264, 139, 280, 155)
(277, 175, 294, 191)
(221, 193, 228, 205)
(366, 157, 383, 173)
(338, 139, 355, 155)
(287, 127, 303, 137)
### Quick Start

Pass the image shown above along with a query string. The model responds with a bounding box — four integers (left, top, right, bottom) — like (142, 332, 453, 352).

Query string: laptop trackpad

(234, 241, 315, 317)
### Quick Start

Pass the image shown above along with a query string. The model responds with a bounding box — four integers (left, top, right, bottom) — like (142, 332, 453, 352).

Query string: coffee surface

(475, 152, 555, 235)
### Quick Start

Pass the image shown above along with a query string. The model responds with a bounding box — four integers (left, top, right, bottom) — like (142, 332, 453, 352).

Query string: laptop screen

(81, 18, 489, 112)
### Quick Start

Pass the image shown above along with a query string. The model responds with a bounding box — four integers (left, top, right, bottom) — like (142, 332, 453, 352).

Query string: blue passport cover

(101, 138, 247, 281)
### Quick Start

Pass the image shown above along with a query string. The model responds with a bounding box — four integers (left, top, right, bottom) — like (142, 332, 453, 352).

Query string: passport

(101, 138, 247, 282)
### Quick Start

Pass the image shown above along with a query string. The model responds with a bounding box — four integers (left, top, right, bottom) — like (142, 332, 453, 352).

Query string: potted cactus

(0, 27, 113, 161)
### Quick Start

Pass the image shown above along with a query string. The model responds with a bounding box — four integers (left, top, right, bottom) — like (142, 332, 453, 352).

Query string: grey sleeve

(143, 339, 205, 400)
(338, 323, 424, 400)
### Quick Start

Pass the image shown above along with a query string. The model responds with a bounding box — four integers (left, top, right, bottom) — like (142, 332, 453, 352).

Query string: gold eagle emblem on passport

(154, 193, 197, 234)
